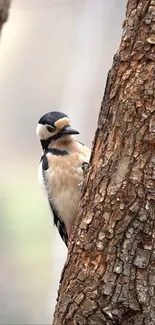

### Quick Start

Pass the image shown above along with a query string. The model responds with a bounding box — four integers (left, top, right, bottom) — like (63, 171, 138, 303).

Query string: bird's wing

(77, 141, 91, 171)
(39, 153, 68, 246)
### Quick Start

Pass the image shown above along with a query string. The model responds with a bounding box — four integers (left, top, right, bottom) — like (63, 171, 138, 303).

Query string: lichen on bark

(53, 1, 155, 324)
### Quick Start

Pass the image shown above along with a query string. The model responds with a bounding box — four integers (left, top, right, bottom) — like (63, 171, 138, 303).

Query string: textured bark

(53, 1, 155, 324)
(0, 0, 11, 32)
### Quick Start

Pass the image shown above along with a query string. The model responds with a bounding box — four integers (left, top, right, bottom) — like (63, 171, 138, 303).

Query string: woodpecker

(36, 111, 91, 247)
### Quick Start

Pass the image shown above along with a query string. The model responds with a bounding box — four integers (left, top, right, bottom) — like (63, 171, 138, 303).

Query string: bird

(36, 111, 91, 247)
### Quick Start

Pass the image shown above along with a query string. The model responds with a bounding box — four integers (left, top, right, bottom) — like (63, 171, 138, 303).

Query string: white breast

(46, 157, 83, 237)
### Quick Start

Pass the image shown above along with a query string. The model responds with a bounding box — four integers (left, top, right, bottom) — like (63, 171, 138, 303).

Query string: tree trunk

(53, 0, 155, 324)
(0, 0, 11, 33)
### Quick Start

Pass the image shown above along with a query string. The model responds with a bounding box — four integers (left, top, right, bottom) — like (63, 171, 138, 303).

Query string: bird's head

(36, 111, 79, 150)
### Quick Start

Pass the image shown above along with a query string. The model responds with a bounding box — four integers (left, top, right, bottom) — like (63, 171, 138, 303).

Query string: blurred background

(0, 0, 126, 324)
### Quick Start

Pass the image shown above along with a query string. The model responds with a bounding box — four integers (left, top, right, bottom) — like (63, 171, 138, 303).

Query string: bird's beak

(61, 125, 79, 135)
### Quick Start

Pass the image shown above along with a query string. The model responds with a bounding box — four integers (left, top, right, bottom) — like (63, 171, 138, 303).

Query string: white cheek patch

(36, 124, 51, 140)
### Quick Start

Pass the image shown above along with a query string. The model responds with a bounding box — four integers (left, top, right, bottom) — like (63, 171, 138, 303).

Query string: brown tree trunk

(53, 0, 155, 324)
(0, 0, 11, 33)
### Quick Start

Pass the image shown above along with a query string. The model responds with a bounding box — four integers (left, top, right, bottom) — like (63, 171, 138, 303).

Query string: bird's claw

(82, 162, 89, 175)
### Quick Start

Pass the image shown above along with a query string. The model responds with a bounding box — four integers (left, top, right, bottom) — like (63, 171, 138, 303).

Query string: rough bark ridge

(0, 0, 11, 32)
(53, 1, 155, 324)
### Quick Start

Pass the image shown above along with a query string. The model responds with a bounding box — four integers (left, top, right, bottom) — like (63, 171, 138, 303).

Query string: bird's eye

(47, 125, 55, 132)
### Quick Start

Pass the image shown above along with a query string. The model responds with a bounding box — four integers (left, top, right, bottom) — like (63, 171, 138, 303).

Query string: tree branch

(53, 0, 155, 324)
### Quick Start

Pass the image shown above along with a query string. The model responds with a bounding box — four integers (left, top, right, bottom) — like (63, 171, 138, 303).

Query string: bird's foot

(82, 162, 90, 175)
(78, 163, 90, 191)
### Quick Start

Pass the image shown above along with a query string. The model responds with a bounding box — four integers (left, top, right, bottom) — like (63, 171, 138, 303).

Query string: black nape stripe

(46, 148, 68, 156)
(41, 139, 51, 150)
